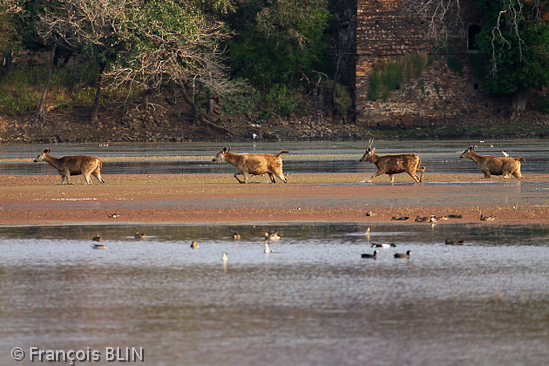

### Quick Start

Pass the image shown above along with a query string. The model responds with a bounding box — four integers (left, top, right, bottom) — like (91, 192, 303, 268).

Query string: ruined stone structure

(355, 0, 504, 129)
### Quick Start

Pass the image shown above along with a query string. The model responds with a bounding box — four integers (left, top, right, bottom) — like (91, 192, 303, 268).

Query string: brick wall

(355, 0, 502, 128)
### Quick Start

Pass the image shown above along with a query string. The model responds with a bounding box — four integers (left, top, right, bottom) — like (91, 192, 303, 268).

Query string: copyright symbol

(11, 347, 25, 361)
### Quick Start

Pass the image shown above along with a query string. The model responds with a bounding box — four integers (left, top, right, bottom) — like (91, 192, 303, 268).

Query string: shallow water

(1, 140, 547, 175)
(1, 223, 548, 366)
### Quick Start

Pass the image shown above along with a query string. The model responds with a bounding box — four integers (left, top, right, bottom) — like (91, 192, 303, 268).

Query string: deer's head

(459, 145, 475, 160)
(212, 147, 230, 162)
(359, 139, 376, 162)
(34, 148, 51, 163)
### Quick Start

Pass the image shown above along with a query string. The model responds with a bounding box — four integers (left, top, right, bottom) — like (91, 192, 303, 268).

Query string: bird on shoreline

(92, 244, 108, 249)
(394, 250, 412, 258)
(264, 242, 274, 253)
(134, 232, 147, 240)
(222, 252, 228, 262)
(92, 235, 102, 242)
(445, 239, 464, 245)
(232, 232, 241, 240)
(480, 215, 496, 221)
(190, 241, 199, 249)
(265, 231, 281, 241)
(361, 250, 379, 259)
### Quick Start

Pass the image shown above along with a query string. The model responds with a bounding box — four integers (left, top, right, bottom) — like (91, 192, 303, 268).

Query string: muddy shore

(1, 173, 548, 226)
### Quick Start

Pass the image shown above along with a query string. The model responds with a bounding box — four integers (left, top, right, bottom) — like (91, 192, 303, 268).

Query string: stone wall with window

(355, 0, 504, 129)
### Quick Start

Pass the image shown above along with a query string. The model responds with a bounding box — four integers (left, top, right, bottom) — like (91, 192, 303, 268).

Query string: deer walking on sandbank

(34, 148, 105, 185)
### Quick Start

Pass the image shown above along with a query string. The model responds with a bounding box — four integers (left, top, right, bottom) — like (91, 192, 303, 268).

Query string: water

(1, 140, 548, 175)
(1, 223, 548, 366)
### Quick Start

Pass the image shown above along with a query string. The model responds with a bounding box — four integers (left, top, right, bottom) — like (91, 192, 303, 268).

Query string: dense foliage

(474, 0, 549, 103)
(0, 0, 342, 121)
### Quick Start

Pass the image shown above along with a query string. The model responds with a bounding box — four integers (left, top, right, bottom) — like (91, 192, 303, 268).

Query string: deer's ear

(44, 148, 50, 153)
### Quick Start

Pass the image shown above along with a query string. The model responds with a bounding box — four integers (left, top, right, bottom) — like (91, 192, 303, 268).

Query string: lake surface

(0, 223, 548, 366)
(1, 140, 548, 175)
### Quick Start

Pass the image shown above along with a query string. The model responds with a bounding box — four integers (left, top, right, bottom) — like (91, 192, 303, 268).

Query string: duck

(394, 250, 412, 258)
(190, 241, 199, 249)
(264, 242, 274, 253)
(435, 215, 449, 221)
(445, 239, 464, 245)
(428, 215, 437, 223)
(222, 252, 228, 262)
(92, 244, 108, 249)
(92, 235, 102, 242)
(134, 232, 147, 240)
(371, 243, 396, 248)
(415, 215, 429, 222)
(265, 231, 281, 241)
(480, 215, 496, 221)
(447, 214, 462, 219)
(391, 216, 409, 221)
(361, 250, 379, 259)
(232, 232, 241, 240)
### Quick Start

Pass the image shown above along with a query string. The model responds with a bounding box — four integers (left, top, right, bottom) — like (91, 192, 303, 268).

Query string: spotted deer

(34, 148, 105, 185)
(359, 139, 425, 183)
(212, 147, 288, 184)
(460, 145, 525, 178)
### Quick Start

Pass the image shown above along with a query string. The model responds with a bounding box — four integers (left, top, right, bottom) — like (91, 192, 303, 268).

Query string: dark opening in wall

(474, 84, 479, 90)
(468, 24, 481, 51)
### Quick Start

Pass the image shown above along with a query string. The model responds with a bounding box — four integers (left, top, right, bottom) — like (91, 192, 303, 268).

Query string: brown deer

(34, 148, 105, 185)
(212, 147, 288, 184)
(358, 139, 425, 183)
(459, 146, 525, 178)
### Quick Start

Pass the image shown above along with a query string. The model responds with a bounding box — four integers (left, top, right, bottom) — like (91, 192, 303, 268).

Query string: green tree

(474, 0, 549, 117)
(228, 0, 331, 86)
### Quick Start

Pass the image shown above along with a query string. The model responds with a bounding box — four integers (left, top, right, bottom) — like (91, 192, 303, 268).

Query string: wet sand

(0, 173, 548, 226)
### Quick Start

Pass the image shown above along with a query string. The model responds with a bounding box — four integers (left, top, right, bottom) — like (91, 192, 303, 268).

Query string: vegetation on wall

(367, 52, 429, 100)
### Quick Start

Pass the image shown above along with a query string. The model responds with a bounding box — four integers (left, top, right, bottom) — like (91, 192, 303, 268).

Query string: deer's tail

(277, 150, 290, 157)
(516, 157, 526, 163)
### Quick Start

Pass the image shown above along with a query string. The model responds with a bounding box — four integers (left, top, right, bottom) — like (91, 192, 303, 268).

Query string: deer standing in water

(34, 148, 105, 185)
(359, 139, 425, 183)
(460, 145, 525, 178)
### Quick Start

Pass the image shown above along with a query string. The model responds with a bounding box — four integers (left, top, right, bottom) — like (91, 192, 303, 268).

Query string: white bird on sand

(501, 151, 509, 157)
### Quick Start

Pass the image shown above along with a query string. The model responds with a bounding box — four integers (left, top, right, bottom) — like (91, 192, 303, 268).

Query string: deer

(459, 146, 525, 178)
(33, 148, 105, 185)
(358, 139, 425, 183)
(212, 147, 289, 184)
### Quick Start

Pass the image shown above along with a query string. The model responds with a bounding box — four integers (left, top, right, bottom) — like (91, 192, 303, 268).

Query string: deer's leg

(482, 170, 491, 178)
(267, 173, 276, 183)
(389, 174, 394, 184)
(83, 173, 92, 184)
(93, 170, 105, 184)
(234, 172, 245, 184)
(60, 171, 71, 185)
(417, 167, 425, 182)
(360, 171, 384, 183)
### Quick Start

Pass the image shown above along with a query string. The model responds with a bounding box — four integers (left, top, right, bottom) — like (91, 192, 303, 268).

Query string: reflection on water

(0, 223, 548, 366)
(1, 140, 548, 175)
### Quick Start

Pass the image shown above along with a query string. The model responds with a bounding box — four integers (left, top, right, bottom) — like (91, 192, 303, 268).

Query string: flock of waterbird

(91, 227, 464, 263)
(91, 230, 283, 259)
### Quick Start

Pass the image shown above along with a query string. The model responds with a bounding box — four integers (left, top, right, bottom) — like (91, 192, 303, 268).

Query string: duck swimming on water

(361, 250, 379, 259)
(394, 250, 412, 258)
